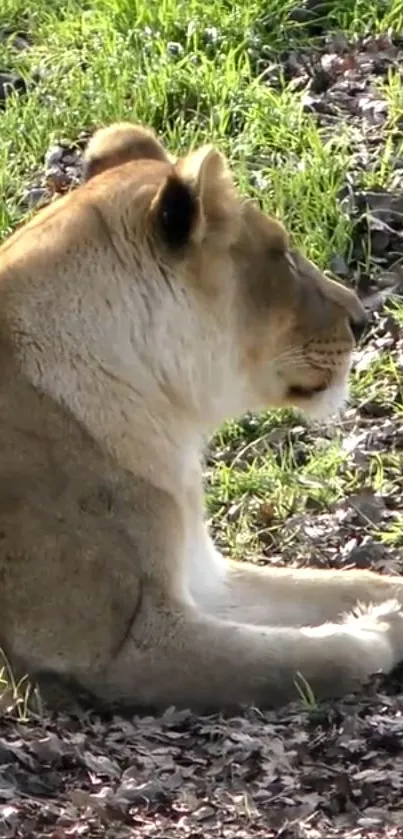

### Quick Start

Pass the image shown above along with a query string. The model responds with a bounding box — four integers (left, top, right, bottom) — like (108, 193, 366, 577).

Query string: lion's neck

(11, 280, 226, 504)
(17, 340, 203, 499)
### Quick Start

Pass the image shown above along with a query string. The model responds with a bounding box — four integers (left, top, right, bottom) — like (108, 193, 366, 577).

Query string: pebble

(0, 71, 26, 102)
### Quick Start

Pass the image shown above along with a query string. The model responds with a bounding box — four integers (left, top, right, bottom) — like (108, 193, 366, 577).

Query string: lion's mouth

(287, 383, 328, 400)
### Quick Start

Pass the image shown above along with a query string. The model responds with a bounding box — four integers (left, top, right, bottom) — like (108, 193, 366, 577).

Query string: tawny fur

(0, 122, 402, 713)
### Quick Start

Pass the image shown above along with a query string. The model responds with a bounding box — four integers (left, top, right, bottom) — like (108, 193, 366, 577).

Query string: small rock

(358, 816, 383, 828)
(0, 72, 26, 103)
(370, 229, 391, 255)
(330, 253, 350, 278)
(377, 270, 403, 291)
(361, 399, 391, 418)
(82, 751, 120, 778)
(348, 490, 386, 525)
(115, 779, 169, 807)
(24, 187, 49, 209)
(45, 145, 64, 167)
(167, 41, 184, 58)
(310, 68, 332, 94)
(302, 93, 331, 114)
(344, 540, 386, 568)
(0, 30, 31, 51)
(192, 804, 216, 822)
(30, 734, 72, 765)
(289, 7, 315, 24)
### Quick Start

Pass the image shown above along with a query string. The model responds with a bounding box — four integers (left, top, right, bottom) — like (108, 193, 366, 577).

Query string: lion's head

(19, 122, 366, 434)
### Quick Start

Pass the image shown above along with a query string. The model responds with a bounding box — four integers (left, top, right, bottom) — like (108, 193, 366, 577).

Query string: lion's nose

(349, 313, 368, 343)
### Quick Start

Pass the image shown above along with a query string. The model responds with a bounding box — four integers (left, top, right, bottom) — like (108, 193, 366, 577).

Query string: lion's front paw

(348, 599, 403, 671)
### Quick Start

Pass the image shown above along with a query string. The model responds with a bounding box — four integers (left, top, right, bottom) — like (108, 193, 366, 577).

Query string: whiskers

(270, 343, 350, 375)
(268, 344, 308, 369)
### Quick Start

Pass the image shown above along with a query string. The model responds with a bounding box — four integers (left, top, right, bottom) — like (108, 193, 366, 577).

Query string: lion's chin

(288, 379, 350, 424)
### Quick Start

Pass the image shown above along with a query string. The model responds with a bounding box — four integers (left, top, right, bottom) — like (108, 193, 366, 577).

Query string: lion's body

(0, 123, 402, 712)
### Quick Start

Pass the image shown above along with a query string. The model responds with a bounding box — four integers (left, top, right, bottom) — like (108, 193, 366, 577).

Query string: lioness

(0, 121, 402, 713)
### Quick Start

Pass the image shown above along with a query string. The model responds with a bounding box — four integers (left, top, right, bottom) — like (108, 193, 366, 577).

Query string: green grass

(0, 0, 402, 624)
(0, 647, 36, 719)
(0, 0, 401, 243)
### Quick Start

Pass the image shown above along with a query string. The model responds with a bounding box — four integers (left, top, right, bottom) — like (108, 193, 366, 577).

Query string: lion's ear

(83, 122, 169, 180)
(151, 145, 239, 250)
